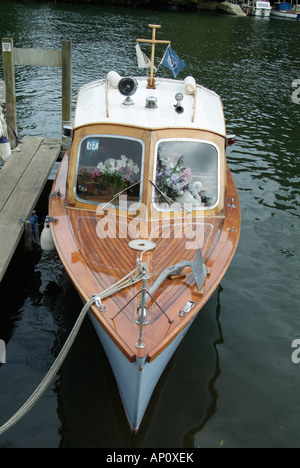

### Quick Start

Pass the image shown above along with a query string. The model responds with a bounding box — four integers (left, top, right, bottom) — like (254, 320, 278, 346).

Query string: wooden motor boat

(49, 25, 240, 433)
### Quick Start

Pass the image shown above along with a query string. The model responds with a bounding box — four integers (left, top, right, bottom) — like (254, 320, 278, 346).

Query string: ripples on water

(0, 1, 299, 448)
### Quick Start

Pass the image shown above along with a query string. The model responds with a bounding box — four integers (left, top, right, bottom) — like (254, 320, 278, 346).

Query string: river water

(0, 0, 299, 449)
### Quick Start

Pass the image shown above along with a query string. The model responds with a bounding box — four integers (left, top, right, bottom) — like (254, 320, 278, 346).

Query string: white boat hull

(245, 1, 272, 16)
(88, 311, 195, 432)
(250, 8, 271, 16)
(270, 9, 300, 18)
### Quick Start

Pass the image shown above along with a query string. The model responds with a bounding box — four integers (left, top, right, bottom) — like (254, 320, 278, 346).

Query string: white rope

(0, 267, 145, 436)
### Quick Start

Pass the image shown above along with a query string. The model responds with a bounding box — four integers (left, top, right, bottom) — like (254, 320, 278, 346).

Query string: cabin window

(256, 2, 270, 7)
(75, 135, 144, 207)
(152, 139, 219, 210)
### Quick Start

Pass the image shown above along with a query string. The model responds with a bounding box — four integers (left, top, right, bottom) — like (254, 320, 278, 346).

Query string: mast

(137, 24, 170, 89)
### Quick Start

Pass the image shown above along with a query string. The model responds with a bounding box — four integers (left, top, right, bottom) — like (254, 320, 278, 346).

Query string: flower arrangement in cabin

(92, 155, 140, 193)
(155, 150, 201, 204)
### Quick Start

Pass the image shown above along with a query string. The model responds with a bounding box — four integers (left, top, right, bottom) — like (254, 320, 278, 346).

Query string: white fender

(183, 76, 197, 95)
(40, 219, 56, 252)
(0, 136, 11, 163)
(107, 71, 122, 88)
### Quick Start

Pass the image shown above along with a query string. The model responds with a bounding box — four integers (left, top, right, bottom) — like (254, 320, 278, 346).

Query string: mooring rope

(0, 266, 146, 436)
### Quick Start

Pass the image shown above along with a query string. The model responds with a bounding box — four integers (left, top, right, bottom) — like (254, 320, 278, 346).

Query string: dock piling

(1, 38, 72, 148)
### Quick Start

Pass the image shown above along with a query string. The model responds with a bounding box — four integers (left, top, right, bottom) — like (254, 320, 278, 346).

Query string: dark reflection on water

(0, 0, 299, 448)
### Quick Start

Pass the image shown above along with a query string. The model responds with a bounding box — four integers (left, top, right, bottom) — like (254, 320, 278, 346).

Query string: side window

(76, 136, 143, 205)
(153, 139, 219, 209)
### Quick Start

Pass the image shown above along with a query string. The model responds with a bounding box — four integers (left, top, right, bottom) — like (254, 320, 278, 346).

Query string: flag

(135, 43, 151, 69)
(160, 45, 186, 78)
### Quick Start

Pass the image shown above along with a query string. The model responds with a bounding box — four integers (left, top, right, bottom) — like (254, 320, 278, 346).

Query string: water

(0, 0, 299, 448)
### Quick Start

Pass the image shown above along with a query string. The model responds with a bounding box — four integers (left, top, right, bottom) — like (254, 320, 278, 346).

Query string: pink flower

(180, 167, 192, 181)
(92, 168, 102, 179)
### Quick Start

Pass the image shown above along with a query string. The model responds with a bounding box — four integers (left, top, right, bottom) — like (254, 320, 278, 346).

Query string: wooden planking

(49, 151, 240, 361)
(0, 136, 43, 211)
(13, 48, 62, 67)
(0, 136, 61, 281)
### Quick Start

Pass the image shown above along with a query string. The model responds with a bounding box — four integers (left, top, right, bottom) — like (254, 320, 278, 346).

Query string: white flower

(96, 156, 139, 177)
(116, 159, 124, 170)
(97, 162, 105, 171)
(127, 159, 134, 170)
(132, 163, 139, 174)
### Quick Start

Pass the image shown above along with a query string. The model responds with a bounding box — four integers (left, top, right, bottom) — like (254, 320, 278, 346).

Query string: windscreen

(153, 139, 219, 210)
(76, 135, 144, 206)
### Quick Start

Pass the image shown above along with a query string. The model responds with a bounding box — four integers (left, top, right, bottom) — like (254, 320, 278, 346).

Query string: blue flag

(161, 45, 186, 78)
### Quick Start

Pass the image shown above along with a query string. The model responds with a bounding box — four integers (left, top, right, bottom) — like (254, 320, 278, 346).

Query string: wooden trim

(61, 40, 72, 126)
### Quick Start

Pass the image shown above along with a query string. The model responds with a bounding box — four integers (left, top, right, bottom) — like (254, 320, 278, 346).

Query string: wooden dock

(0, 136, 61, 281)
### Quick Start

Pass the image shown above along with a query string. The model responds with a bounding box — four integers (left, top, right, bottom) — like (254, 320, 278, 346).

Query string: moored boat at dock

(270, 1, 300, 19)
(48, 25, 240, 433)
(246, 1, 272, 16)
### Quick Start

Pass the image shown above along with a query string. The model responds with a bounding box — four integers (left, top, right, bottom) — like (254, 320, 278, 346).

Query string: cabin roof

(73, 75, 226, 137)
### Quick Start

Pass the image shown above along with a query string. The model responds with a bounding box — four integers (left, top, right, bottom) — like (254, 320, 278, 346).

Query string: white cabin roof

(73, 75, 226, 137)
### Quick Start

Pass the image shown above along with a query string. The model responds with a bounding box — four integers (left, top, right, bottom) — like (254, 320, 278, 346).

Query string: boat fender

(40, 217, 56, 252)
(107, 71, 122, 88)
(29, 211, 40, 244)
(0, 136, 11, 163)
(23, 212, 39, 252)
(0, 105, 8, 138)
(183, 76, 196, 95)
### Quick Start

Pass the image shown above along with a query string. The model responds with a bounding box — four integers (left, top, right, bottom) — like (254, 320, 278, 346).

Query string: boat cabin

(65, 74, 228, 221)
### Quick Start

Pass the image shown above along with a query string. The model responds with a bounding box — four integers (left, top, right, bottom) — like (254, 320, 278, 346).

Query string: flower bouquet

(155, 150, 201, 205)
(92, 155, 140, 194)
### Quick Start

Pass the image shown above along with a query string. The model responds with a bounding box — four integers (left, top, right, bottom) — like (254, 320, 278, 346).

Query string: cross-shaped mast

(137, 24, 170, 89)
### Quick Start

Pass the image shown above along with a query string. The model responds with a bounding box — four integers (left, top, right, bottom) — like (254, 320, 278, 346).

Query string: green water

(0, 0, 299, 448)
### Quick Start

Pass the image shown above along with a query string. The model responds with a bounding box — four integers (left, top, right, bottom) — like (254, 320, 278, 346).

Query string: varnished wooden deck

(49, 154, 240, 362)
